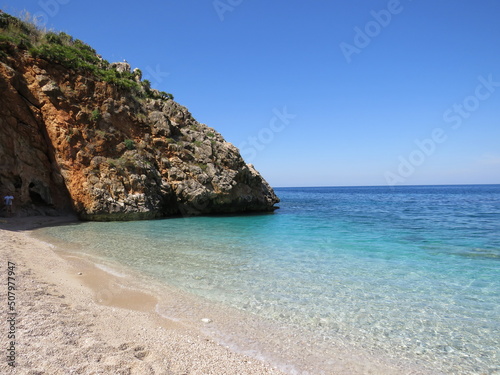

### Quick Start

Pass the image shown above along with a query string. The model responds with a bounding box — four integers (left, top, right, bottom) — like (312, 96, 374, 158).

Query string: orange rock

(0, 46, 278, 221)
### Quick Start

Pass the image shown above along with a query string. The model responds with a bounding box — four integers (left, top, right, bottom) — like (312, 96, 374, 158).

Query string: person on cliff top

(3, 193, 14, 216)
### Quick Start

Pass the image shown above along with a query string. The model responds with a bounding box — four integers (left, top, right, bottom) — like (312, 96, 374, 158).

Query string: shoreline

(0, 216, 286, 374)
(1, 215, 435, 374)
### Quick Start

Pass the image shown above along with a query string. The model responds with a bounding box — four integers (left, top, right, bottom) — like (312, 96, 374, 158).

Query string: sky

(2, 0, 500, 187)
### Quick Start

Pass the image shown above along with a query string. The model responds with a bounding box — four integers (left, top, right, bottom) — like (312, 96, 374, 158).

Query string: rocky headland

(0, 13, 279, 220)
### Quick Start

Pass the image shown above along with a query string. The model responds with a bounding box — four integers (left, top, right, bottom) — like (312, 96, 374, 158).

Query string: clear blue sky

(2, 0, 500, 187)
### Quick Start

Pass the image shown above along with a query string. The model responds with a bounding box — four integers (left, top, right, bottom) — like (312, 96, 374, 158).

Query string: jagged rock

(148, 111, 172, 137)
(41, 81, 59, 93)
(0, 50, 279, 220)
(132, 68, 142, 81)
(110, 62, 131, 74)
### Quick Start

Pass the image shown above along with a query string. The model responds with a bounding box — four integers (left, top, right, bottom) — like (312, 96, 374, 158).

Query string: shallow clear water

(39, 185, 500, 374)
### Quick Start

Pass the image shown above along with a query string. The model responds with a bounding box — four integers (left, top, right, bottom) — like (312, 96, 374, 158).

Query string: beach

(2, 184, 498, 375)
(1, 2, 498, 373)
(0, 216, 286, 375)
(0, 216, 432, 375)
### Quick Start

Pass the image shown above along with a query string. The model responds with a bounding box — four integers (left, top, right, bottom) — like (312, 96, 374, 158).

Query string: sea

(36, 185, 500, 374)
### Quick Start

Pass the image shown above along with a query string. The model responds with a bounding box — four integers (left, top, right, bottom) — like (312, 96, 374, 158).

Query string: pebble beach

(0, 216, 285, 375)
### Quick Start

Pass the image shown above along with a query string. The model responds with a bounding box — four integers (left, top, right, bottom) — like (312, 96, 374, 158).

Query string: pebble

(201, 318, 212, 323)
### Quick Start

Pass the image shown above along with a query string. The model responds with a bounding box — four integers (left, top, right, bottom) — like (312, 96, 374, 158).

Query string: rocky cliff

(0, 13, 279, 220)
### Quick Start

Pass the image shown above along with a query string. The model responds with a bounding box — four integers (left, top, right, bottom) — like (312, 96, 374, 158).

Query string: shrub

(142, 79, 151, 90)
(43, 32, 63, 45)
(29, 42, 100, 74)
(124, 139, 135, 150)
(1, 12, 169, 98)
(0, 35, 17, 56)
(1, 12, 38, 40)
(96, 68, 140, 91)
(90, 109, 101, 122)
(0, 14, 35, 54)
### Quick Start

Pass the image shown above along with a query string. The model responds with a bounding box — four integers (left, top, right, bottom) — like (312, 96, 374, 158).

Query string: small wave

(37, 240, 56, 249)
(94, 263, 127, 278)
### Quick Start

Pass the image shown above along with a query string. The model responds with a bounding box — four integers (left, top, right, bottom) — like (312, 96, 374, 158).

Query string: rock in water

(0, 13, 279, 220)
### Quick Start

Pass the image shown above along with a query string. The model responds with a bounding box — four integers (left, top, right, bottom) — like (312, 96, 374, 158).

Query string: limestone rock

(0, 62, 73, 216)
(110, 62, 131, 74)
(0, 51, 279, 220)
(40, 81, 61, 95)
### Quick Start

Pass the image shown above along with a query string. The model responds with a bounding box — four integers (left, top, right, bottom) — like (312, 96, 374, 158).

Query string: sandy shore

(0, 216, 437, 375)
(0, 216, 286, 375)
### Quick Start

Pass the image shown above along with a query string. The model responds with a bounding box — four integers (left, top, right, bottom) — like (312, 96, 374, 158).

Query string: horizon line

(273, 183, 500, 189)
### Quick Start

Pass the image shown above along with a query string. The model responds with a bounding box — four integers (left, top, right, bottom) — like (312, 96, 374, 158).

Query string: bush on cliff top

(0, 12, 38, 56)
(0, 12, 173, 97)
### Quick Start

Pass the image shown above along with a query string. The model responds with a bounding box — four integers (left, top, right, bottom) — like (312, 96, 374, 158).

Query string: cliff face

(0, 21, 279, 220)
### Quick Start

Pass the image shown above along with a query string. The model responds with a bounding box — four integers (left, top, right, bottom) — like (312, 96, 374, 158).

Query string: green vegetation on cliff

(0, 11, 279, 220)
(0, 12, 173, 98)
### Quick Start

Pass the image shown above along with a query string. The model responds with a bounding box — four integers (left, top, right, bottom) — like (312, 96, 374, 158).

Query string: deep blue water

(39, 185, 500, 374)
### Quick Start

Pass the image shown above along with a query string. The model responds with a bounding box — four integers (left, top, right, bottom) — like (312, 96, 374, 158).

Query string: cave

(13, 175, 22, 189)
(29, 181, 52, 206)
(29, 189, 48, 205)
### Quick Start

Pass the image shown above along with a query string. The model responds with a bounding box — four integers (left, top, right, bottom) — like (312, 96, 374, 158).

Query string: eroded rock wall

(0, 54, 279, 220)
(0, 61, 73, 216)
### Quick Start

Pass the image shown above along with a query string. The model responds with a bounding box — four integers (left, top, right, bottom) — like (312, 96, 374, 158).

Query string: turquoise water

(39, 185, 500, 374)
